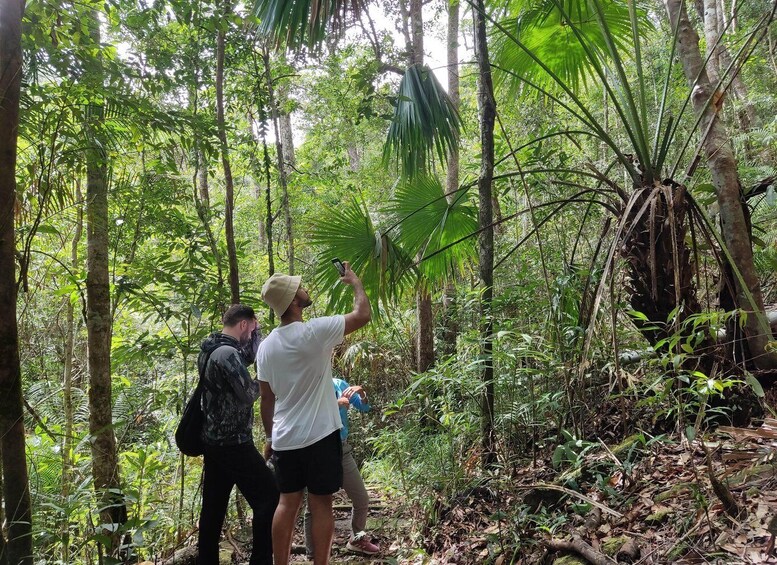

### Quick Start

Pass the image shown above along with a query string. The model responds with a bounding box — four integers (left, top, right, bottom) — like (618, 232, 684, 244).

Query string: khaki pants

(304, 440, 370, 553)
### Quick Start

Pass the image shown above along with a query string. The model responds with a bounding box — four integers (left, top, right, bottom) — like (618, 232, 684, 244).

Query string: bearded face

(296, 287, 312, 309)
(239, 319, 256, 344)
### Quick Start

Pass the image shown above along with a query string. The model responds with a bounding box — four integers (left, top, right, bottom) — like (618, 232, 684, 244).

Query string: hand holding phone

(332, 258, 346, 277)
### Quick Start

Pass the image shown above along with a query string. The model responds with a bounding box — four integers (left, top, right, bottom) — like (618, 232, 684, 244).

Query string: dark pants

(199, 442, 279, 565)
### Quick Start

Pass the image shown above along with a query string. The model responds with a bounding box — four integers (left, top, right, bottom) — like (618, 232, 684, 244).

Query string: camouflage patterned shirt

(198, 330, 261, 446)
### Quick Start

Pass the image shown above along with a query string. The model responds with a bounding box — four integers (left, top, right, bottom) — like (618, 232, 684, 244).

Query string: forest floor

(414, 417, 777, 564)
(216, 414, 777, 564)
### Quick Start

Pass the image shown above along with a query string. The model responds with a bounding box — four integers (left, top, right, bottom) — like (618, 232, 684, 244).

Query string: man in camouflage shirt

(198, 304, 279, 565)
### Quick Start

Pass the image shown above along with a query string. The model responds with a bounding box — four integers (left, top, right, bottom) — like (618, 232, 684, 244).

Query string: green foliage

(310, 197, 415, 314)
(383, 64, 462, 180)
(388, 175, 478, 282)
(367, 358, 483, 522)
(252, 0, 364, 49)
(493, 0, 638, 94)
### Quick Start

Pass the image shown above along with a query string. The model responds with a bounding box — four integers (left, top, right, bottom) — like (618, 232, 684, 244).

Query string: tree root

(545, 535, 618, 565)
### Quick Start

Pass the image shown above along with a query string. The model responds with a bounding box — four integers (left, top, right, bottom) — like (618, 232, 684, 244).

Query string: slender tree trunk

(699, 0, 757, 130)
(262, 48, 294, 274)
(702, 0, 721, 83)
(216, 0, 240, 303)
(0, 1, 33, 561)
(409, 0, 424, 65)
(0, 455, 7, 565)
(262, 131, 276, 323)
(197, 149, 210, 208)
(62, 184, 82, 564)
(188, 86, 224, 296)
(404, 0, 435, 372)
(279, 112, 295, 169)
(445, 0, 460, 204)
(473, 0, 497, 466)
(84, 12, 127, 553)
(665, 0, 777, 370)
(416, 288, 435, 372)
(441, 0, 460, 358)
(397, 0, 414, 60)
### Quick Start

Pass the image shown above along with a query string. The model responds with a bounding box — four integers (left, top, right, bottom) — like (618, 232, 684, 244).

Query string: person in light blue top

(333, 377, 369, 440)
(304, 378, 381, 556)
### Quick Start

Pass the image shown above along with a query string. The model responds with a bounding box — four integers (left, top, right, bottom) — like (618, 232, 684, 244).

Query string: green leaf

(35, 224, 61, 236)
(310, 198, 415, 316)
(387, 175, 477, 282)
(383, 65, 461, 180)
(251, 0, 365, 49)
(744, 372, 765, 398)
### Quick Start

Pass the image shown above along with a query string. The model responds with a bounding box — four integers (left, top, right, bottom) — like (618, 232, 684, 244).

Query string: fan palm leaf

(310, 197, 415, 315)
(492, 0, 640, 95)
(252, 0, 364, 49)
(387, 175, 477, 282)
(383, 64, 462, 180)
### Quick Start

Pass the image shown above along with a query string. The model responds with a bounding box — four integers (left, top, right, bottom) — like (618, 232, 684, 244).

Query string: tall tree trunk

(409, 0, 424, 65)
(0, 455, 7, 565)
(262, 48, 294, 274)
(262, 131, 276, 323)
(665, 0, 777, 370)
(0, 1, 33, 562)
(473, 0, 497, 466)
(61, 183, 83, 564)
(404, 0, 435, 373)
(188, 87, 224, 297)
(197, 149, 210, 208)
(84, 12, 127, 552)
(699, 0, 758, 130)
(279, 112, 295, 169)
(441, 0, 460, 358)
(416, 288, 435, 372)
(702, 0, 722, 83)
(216, 0, 240, 303)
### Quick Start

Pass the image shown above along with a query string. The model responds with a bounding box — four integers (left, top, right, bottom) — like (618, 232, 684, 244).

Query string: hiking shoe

(346, 532, 380, 555)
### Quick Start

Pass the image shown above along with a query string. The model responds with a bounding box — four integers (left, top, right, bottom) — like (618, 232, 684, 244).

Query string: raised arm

(237, 325, 261, 365)
(341, 261, 371, 335)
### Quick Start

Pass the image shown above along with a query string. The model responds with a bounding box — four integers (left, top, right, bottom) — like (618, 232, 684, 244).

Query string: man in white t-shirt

(257, 262, 370, 565)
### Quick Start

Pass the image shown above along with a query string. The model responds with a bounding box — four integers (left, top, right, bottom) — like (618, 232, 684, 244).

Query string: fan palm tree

(489, 0, 776, 369)
(253, 0, 464, 380)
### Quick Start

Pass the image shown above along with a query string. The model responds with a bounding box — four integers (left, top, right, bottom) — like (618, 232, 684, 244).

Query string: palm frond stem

(413, 190, 619, 272)
(548, 0, 651, 177)
(495, 110, 552, 295)
(490, 64, 598, 132)
(494, 129, 600, 168)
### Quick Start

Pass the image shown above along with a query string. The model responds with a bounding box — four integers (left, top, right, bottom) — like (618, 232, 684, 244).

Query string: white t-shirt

(256, 315, 345, 450)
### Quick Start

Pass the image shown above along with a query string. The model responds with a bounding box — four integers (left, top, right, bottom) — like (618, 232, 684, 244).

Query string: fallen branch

(160, 544, 198, 565)
(545, 535, 617, 565)
(703, 442, 744, 520)
(523, 483, 624, 519)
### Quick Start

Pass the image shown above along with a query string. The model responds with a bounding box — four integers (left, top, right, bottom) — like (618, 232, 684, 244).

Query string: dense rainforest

(2, 0, 777, 562)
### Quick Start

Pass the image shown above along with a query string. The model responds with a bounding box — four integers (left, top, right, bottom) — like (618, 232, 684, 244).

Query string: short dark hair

(222, 304, 256, 327)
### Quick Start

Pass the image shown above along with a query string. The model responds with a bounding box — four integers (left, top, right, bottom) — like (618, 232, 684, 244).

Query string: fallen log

(160, 544, 198, 565)
(616, 538, 641, 563)
(545, 535, 617, 565)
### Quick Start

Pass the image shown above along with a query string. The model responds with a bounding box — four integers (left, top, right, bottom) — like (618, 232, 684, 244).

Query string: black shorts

(274, 430, 343, 495)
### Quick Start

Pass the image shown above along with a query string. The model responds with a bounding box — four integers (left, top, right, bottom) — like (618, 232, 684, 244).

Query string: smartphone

(331, 258, 346, 277)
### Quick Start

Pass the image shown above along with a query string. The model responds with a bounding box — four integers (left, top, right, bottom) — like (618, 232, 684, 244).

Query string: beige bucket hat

(261, 273, 302, 318)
